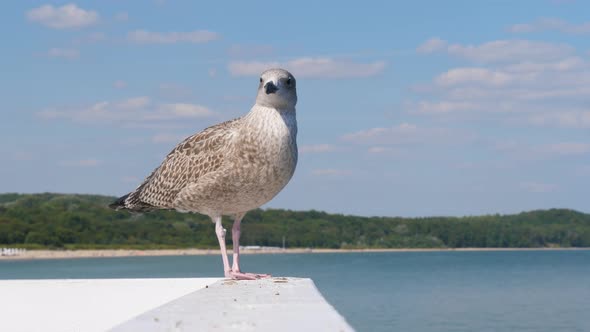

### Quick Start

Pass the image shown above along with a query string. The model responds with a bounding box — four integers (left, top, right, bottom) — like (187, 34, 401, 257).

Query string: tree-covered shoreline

(1, 193, 589, 249)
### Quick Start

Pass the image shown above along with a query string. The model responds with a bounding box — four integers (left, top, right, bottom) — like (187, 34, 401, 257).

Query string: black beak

(264, 81, 278, 94)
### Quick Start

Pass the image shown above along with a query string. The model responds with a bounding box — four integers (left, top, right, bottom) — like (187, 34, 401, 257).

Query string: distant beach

(1, 247, 588, 260)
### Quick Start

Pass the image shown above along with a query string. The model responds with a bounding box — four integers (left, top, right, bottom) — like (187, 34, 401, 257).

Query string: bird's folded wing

(133, 119, 240, 208)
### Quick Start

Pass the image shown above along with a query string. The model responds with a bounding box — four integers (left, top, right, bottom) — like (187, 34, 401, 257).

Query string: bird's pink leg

(229, 213, 271, 280)
(213, 216, 232, 278)
(231, 213, 245, 273)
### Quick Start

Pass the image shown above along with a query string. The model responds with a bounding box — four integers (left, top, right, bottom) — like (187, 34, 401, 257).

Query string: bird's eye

(286, 78, 292, 86)
(259, 77, 263, 83)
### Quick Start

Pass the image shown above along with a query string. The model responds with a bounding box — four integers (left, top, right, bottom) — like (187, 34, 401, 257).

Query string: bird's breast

(227, 109, 297, 205)
(239, 110, 297, 178)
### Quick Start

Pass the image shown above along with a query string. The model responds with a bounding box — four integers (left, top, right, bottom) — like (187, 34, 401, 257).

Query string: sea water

(1, 250, 589, 331)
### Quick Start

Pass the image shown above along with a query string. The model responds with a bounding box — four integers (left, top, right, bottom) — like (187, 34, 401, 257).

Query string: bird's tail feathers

(108, 193, 130, 210)
(109, 192, 158, 212)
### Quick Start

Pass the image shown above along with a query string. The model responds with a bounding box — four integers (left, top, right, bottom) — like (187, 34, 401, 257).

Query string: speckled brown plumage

(110, 69, 298, 218)
(110, 68, 298, 280)
(111, 118, 240, 212)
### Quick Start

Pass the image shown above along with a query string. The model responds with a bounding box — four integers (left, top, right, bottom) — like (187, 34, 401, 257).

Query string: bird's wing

(126, 118, 240, 209)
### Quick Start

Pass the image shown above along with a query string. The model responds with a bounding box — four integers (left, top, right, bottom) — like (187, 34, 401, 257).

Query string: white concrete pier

(0, 278, 353, 332)
(0, 278, 219, 332)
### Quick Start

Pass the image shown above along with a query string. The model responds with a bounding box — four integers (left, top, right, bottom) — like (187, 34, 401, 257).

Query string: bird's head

(255, 68, 297, 109)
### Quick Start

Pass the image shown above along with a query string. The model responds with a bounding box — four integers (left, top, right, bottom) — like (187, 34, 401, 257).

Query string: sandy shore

(1, 247, 588, 260)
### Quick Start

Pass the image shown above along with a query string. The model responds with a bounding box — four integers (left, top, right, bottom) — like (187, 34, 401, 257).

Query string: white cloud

(435, 68, 513, 87)
(118, 96, 151, 110)
(428, 58, 587, 93)
(550, 0, 576, 4)
(503, 56, 584, 73)
(520, 182, 557, 193)
(47, 48, 79, 59)
(36, 97, 215, 125)
(496, 140, 590, 160)
(417, 38, 448, 53)
(114, 12, 129, 22)
(367, 146, 398, 154)
(311, 169, 352, 176)
(127, 30, 219, 44)
(343, 123, 417, 142)
(536, 142, 590, 156)
(341, 123, 477, 150)
(418, 38, 574, 63)
(447, 40, 574, 63)
(509, 18, 590, 34)
(528, 111, 590, 128)
(341, 123, 469, 146)
(113, 80, 127, 89)
(299, 144, 336, 153)
(413, 101, 479, 114)
(415, 42, 589, 123)
(410, 47, 590, 122)
(26, 4, 99, 29)
(157, 103, 214, 119)
(59, 159, 100, 167)
(228, 57, 386, 78)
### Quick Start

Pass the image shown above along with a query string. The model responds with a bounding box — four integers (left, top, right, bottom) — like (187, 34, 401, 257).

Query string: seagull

(110, 68, 298, 280)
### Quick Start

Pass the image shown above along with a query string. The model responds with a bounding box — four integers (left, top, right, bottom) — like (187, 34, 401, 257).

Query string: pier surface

(0, 277, 353, 332)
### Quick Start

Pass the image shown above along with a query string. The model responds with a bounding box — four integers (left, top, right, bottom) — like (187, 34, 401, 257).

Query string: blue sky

(2, 0, 589, 217)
